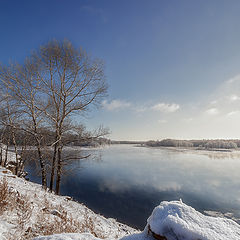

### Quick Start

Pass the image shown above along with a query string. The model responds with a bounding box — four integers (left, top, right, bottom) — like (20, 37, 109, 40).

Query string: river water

(25, 144, 240, 229)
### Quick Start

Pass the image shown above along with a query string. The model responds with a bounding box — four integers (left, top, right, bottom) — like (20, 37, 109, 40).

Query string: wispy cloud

(210, 100, 217, 105)
(151, 103, 180, 113)
(158, 119, 167, 124)
(225, 74, 240, 84)
(205, 108, 219, 115)
(227, 110, 240, 117)
(135, 106, 148, 113)
(229, 94, 240, 102)
(102, 99, 131, 111)
(102, 99, 181, 114)
(182, 118, 193, 122)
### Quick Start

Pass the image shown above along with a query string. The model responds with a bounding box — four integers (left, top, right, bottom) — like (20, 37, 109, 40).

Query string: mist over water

(25, 144, 240, 229)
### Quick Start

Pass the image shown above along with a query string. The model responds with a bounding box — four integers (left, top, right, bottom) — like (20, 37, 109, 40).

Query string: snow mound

(33, 233, 101, 240)
(121, 200, 240, 240)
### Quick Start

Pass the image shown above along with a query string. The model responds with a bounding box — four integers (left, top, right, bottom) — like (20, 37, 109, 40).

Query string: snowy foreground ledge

(34, 201, 240, 240)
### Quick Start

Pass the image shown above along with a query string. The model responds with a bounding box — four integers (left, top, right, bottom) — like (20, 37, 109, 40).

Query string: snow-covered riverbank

(0, 167, 136, 239)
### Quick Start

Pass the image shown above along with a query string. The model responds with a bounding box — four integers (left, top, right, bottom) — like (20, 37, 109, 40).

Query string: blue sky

(2, 0, 240, 140)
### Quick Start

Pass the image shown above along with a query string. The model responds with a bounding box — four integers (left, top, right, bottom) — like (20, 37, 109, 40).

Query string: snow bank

(121, 200, 240, 240)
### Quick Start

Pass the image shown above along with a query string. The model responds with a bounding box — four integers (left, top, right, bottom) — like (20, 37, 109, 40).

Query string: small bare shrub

(80, 209, 106, 239)
(33, 209, 82, 237)
(5, 191, 34, 240)
(2, 188, 107, 239)
(31, 204, 107, 239)
(15, 194, 33, 226)
(0, 177, 9, 214)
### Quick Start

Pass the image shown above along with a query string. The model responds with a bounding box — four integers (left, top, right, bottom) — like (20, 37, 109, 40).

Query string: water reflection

(25, 145, 240, 229)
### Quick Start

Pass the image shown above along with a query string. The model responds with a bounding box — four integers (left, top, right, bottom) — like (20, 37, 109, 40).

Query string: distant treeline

(110, 140, 145, 145)
(145, 139, 240, 149)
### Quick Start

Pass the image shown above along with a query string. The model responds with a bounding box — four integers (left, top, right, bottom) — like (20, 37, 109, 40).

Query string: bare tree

(0, 40, 108, 194)
(31, 40, 107, 194)
(0, 60, 49, 189)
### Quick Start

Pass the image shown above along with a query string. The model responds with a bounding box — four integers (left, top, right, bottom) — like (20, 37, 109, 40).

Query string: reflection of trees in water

(23, 147, 102, 183)
(203, 152, 240, 160)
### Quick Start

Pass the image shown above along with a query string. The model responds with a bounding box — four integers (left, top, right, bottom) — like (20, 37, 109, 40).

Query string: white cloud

(183, 118, 193, 122)
(206, 108, 219, 115)
(102, 99, 131, 111)
(227, 111, 240, 117)
(158, 119, 167, 124)
(151, 103, 180, 113)
(135, 106, 148, 113)
(210, 100, 217, 105)
(229, 94, 240, 102)
(225, 74, 240, 84)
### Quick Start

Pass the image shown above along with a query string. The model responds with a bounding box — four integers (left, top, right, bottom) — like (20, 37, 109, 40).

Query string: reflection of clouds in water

(153, 181, 181, 192)
(208, 180, 221, 188)
(99, 179, 131, 193)
(78, 145, 240, 209)
(98, 176, 182, 194)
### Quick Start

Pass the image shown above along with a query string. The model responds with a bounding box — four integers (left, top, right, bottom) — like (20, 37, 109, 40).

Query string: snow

(121, 200, 240, 240)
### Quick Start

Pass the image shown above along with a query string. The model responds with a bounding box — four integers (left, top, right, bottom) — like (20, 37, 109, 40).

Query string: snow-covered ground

(0, 149, 240, 240)
(0, 166, 136, 240)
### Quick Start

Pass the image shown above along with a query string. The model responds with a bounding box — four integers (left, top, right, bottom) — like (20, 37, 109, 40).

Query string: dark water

(25, 144, 240, 230)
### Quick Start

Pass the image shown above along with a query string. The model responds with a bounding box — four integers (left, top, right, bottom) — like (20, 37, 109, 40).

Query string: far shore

(136, 144, 240, 157)
(141, 145, 236, 152)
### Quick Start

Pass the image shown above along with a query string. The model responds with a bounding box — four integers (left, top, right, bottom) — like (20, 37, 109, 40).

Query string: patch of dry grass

(0, 177, 108, 239)
(32, 202, 107, 239)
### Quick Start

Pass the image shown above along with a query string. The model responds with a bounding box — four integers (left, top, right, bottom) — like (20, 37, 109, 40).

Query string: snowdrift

(121, 200, 240, 240)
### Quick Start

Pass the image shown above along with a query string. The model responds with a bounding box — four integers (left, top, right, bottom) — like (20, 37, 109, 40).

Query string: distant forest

(145, 139, 240, 149)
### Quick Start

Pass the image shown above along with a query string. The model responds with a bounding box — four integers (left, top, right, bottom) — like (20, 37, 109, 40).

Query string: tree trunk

(36, 144, 47, 190)
(11, 129, 19, 176)
(19, 146, 26, 176)
(3, 142, 9, 167)
(55, 146, 62, 195)
(49, 141, 58, 192)
(0, 147, 2, 166)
